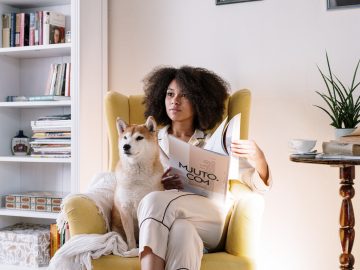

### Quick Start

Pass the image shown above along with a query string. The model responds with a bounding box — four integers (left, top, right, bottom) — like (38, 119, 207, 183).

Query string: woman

(138, 66, 271, 270)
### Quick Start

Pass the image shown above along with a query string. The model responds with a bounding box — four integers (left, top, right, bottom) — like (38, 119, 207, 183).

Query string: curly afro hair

(143, 66, 229, 131)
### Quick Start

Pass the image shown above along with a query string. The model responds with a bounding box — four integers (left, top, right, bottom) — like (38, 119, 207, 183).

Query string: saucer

(291, 150, 317, 156)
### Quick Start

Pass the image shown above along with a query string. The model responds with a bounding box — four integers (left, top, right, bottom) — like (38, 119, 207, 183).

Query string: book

(31, 119, 71, 127)
(1, 14, 11, 48)
(167, 114, 241, 204)
(32, 132, 71, 139)
(37, 114, 71, 120)
(16, 13, 29, 47)
(316, 153, 360, 160)
(43, 11, 65, 45)
(28, 95, 70, 101)
(338, 127, 360, 144)
(50, 224, 60, 258)
(322, 141, 360, 156)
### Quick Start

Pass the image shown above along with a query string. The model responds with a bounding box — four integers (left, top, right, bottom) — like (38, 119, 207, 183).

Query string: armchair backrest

(104, 89, 251, 171)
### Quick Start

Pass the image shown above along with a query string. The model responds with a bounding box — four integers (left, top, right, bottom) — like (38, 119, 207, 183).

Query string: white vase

(335, 128, 355, 139)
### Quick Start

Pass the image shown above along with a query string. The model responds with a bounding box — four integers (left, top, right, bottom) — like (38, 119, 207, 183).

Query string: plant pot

(335, 128, 356, 139)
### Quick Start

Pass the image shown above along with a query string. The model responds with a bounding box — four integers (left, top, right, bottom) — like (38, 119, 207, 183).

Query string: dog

(111, 116, 164, 251)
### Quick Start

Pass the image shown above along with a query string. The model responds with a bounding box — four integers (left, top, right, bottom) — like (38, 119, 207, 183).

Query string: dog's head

(116, 116, 159, 164)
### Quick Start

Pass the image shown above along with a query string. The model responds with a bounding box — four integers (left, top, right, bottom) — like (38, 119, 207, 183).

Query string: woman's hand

(161, 168, 184, 190)
(230, 139, 269, 184)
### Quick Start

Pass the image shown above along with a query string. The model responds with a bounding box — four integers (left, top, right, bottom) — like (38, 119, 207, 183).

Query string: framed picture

(216, 0, 262, 5)
(327, 0, 360, 9)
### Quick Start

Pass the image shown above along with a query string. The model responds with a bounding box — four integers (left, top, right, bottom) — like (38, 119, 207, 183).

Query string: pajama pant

(137, 189, 226, 270)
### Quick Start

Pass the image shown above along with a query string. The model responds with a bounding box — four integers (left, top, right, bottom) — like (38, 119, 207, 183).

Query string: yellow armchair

(64, 89, 264, 270)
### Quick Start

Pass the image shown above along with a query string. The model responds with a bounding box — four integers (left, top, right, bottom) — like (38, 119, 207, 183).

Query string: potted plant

(315, 53, 360, 137)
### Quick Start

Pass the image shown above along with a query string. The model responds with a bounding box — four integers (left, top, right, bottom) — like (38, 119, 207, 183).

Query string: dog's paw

(123, 248, 139, 257)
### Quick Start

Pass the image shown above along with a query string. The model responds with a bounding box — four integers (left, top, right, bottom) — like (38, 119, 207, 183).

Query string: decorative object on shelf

(0, 223, 50, 267)
(314, 53, 360, 136)
(65, 31, 71, 43)
(11, 130, 30, 156)
(5, 191, 65, 213)
(5, 95, 28, 102)
(327, 0, 360, 9)
(216, 0, 262, 5)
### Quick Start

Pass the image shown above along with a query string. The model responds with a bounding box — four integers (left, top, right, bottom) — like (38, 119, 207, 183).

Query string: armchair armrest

(64, 195, 107, 237)
(225, 180, 264, 260)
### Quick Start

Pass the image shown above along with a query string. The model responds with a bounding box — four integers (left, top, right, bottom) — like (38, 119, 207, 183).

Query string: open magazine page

(225, 114, 241, 180)
(203, 116, 228, 155)
(168, 135, 229, 204)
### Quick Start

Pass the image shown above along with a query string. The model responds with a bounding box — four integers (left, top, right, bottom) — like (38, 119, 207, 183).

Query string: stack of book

(1, 11, 65, 48)
(320, 128, 360, 159)
(30, 114, 71, 158)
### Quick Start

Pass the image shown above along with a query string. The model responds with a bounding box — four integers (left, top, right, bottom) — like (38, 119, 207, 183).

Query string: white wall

(108, 0, 360, 269)
(78, 0, 107, 191)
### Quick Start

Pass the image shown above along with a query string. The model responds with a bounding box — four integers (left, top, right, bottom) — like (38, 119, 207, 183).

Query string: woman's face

(165, 80, 195, 125)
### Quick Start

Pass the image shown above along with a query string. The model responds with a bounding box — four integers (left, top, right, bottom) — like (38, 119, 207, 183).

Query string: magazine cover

(167, 113, 241, 203)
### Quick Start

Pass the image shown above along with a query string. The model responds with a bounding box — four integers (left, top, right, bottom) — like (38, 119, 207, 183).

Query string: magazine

(168, 113, 241, 203)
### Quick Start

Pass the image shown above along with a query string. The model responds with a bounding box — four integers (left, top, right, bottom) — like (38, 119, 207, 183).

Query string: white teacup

(289, 139, 316, 154)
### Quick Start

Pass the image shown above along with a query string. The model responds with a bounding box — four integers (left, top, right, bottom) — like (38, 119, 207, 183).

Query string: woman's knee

(138, 191, 165, 219)
(169, 219, 203, 249)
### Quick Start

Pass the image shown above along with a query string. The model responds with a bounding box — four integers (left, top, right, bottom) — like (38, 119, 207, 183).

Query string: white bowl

(289, 139, 317, 154)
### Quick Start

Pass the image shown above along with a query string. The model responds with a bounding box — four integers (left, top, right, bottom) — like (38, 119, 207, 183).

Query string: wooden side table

(290, 155, 360, 270)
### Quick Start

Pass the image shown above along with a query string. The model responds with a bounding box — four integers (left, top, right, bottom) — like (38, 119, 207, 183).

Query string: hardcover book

(1, 14, 10, 48)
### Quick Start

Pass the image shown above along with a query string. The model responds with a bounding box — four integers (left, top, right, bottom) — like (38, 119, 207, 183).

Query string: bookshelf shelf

(0, 100, 71, 108)
(0, 43, 71, 58)
(0, 156, 71, 163)
(0, 208, 58, 219)
(0, 0, 70, 8)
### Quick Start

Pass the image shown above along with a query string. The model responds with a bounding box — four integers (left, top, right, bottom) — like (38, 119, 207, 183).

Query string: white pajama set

(137, 126, 272, 270)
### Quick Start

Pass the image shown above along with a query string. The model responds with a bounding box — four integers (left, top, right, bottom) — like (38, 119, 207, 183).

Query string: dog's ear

(145, 116, 157, 132)
(116, 117, 128, 135)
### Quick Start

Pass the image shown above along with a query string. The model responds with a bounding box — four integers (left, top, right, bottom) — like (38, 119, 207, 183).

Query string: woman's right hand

(161, 168, 183, 190)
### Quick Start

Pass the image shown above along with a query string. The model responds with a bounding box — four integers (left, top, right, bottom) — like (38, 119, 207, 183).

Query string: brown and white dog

(111, 116, 164, 251)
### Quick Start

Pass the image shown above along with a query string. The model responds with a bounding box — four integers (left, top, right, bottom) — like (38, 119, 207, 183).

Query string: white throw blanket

(49, 172, 138, 270)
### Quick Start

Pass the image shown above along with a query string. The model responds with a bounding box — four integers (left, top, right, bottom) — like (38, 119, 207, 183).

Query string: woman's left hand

(230, 139, 269, 183)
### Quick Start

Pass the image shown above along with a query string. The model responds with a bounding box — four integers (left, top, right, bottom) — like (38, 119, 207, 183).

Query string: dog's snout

(123, 144, 131, 151)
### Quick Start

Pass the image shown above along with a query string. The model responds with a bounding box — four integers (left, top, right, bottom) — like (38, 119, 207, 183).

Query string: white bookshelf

(0, 1, 78, 269)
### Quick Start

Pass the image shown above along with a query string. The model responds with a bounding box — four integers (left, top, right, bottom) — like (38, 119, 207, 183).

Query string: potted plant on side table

(315, 53, 360, 138)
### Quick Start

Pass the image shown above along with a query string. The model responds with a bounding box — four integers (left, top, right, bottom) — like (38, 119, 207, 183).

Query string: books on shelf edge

(31, 121, 71, 129)
(2, 14, 11, 48)
(32, 132, 71, 139)
(37, 113, 71, 120)
(50, 223, 61, 258)
(31, 127, 71, 132)
(28, 95, 71, 101)
(30, 139, 71, 144)
(30, 153, 71, 158)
